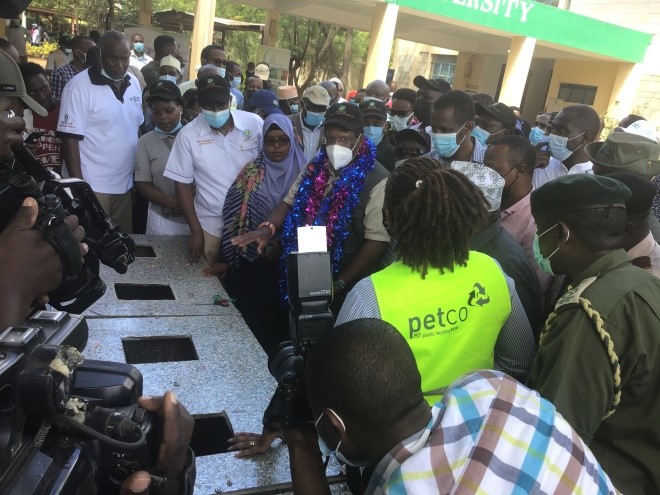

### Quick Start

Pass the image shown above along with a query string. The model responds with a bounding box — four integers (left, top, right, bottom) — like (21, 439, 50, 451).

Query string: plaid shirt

(427, 136, 487, 166)
(365, 371, 618, 494)
(51, 62, 81, 100)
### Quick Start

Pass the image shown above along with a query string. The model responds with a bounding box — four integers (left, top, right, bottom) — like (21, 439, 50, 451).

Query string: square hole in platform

(122, 335, 198, 363)
(134, 245, 157, 257)
(114, 283, 175, 300)
(190, 412, 235, 456)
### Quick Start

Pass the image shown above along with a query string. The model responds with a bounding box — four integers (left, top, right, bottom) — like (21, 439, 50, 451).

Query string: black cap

(147, 80, 181, 102)
(196, 74, 230, 106)
(394, 128, 431, 152)
(475, 102, 517, 131)
(413, 75, 451, 94)
(323, 102, 364, 133)
(531, 174, 631, 216)
(606, 172, 658, 215)
(359, 99, 388, 120)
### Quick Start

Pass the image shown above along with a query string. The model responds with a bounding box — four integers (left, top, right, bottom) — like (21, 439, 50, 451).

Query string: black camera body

(268, 252, 334, 428)
(0, 147, 135, 313)
(0, 311, 160, 495)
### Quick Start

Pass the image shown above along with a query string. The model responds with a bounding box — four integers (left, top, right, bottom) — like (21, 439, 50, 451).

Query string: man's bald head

(196, 64, 221, 81)
(365, 80, 391, 101)
(0, 38, 20, 63)
(320, 81, 338, 99)
(306, 318, 424, 431)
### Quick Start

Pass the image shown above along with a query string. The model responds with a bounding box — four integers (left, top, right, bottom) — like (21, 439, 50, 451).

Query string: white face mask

(326, 140, 358, 170)
(390, 114, 411, 132)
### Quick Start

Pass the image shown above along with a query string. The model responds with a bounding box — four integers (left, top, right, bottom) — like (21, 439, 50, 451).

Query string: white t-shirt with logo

(163, 110, 263, 236)
(57, 69, 144, 194)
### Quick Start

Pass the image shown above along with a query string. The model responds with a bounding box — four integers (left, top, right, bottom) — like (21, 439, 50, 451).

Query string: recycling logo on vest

(407, 282, 491, 339)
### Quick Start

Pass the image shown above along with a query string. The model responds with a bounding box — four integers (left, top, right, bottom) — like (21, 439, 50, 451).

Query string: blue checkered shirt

(51, 62, 81, 100)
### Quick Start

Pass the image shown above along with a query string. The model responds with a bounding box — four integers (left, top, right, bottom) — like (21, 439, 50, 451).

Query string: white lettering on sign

(451, 0, 536, 23)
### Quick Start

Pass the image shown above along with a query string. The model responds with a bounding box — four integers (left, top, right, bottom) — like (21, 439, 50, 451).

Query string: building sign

(387, 0, 651, 63)
(450, 0, 535, 23)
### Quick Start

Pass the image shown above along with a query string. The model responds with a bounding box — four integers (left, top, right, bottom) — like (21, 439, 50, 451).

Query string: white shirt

(532, 157, 593, 189)
(292, 112, 323, 160)
(627, 231, 660, 279)
(129, 51, 153, 70)
(163, 110, 263, 236)
(57, 69, 143, 194)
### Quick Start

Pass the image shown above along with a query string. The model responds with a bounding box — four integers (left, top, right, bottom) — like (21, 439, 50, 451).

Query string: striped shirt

(336, 263, 535, 382)
(366, 371, 618, 494)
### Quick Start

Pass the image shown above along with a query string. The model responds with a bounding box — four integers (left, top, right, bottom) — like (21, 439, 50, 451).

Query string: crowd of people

(1, 26, 659, 494)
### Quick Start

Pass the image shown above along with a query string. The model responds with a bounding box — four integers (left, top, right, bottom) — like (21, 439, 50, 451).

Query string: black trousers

(224, 258, 289, 356)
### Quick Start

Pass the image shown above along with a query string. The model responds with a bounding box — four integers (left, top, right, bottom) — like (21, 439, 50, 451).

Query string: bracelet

(258, 221, 276, 239)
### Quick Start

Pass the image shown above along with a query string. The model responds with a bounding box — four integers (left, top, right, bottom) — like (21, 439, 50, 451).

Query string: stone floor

(82, 235, 349, 494)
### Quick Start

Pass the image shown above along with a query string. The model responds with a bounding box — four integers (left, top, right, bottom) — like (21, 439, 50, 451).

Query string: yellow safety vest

(371, 252, 511, 404)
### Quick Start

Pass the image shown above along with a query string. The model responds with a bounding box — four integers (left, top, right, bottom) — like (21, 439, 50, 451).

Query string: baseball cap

(247, 90, 283, 115)
(277, 85, 298, 100)
(0, 50, 47, 116)
(475, 102, 517, 132)
(413, 75, 451, 94)
(394, 128, 432, 152)
(147, 80, 182, 102)
(323, 102, 364, 133)
(196, 74, 231, 106)
(624, 119, 658, 143)
(303, 85, 330, 108)
(359, 99, 387, 120)
(159, 55, 181, 73)
(255, 63, 270, 81)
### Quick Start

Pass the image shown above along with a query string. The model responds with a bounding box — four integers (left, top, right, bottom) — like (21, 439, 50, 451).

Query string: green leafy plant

(26, 42, 58, 59)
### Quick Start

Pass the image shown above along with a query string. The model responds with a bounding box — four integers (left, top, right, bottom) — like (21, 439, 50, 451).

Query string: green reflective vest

(371, 252, 511, 404)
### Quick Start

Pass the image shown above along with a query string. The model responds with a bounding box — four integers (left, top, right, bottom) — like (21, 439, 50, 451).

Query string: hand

(0, 98, 26, 162)
(187, 230, 204, 265)
(231, 227, 272, 255)
(201, 262, 229, 279)
(535, 143, 551, 169)
(138, 392, 194, 477)
(119, 471, 151, 495)
(227, 429, 281, 458)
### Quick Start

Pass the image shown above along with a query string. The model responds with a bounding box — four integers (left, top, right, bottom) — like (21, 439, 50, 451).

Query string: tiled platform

(83, 235, 348, 494)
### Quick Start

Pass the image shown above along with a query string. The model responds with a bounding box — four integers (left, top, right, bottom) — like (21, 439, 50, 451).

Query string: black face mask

(414, 98, 431, 126)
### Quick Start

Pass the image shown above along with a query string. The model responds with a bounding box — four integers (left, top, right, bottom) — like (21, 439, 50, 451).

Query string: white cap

(450, 161, 505, 212)
(159, 55, 181, 73)
(625, 120, 659, 144)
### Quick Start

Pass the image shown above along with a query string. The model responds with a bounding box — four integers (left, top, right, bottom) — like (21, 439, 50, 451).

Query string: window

(430, 54, 457, 85)
(558, 83, 597, 105)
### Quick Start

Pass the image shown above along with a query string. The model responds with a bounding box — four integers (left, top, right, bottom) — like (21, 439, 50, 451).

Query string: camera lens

(267, 341, 301, 384)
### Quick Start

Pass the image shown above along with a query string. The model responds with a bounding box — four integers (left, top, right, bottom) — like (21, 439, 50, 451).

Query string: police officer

(527, 173, 660, 494)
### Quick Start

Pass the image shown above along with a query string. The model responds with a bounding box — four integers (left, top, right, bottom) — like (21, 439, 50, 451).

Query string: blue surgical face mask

(64, 48, 72, 55)
(315, 410, 371, 468)
(304, 110, 325, 128)
(529, 126, 545, 146)
(202, 108, 231, 129)
(159, 75, 178, 84)
(289, 103, 299, 113)
(471, 125, 490, 147)
(533, 224, 567, 275)
(364, 125, 384, 146)
(155, 121, 183, 134)
(101, 68, 127, 82)
(431, 122, 467, 158)
(363, 96, 382, 103)
(230, 77, 242, 89)
(133, 42, 145, 53)
(218, 67, 227, 78)
(549, 132, 584, 162)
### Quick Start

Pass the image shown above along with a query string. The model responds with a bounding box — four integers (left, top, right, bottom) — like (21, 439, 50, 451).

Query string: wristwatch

(334, 279, 346, 292)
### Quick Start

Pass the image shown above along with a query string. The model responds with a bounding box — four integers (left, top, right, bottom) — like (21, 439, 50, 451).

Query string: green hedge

(26, 42, 58, 59)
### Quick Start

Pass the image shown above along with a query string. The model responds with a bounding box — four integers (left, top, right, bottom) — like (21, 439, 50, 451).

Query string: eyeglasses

(322, 136, 357, 147)
(264, 137, 291, 147)
(394, 147, 425, 159)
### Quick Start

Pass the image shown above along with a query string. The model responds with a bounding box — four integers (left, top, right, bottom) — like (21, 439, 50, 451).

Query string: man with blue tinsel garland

(232, 102, 390, 313)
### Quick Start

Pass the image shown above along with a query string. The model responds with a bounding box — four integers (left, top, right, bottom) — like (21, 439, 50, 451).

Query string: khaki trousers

(95, 191, 133, 234)
(202, 229, 221, 265)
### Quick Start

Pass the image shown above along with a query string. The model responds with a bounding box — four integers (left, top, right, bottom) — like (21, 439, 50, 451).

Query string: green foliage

(26, 42, 58, 59)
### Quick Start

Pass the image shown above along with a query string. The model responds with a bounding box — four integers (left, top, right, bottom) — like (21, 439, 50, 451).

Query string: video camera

(0, 310, 161, 495)
(267, 252, 334, 428)
(0, 146, 135, 313)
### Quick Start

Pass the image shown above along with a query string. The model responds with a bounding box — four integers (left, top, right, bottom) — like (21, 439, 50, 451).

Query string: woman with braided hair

(337, 157, 535, 404)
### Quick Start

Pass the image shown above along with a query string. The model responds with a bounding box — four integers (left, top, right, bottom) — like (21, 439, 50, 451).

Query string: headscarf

(261, 113, 307, 212)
